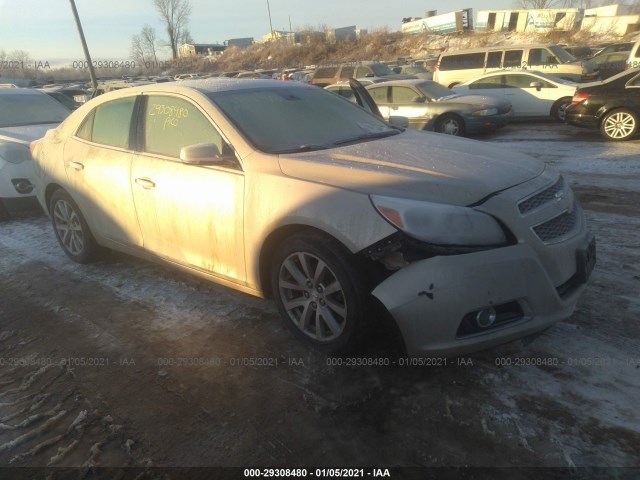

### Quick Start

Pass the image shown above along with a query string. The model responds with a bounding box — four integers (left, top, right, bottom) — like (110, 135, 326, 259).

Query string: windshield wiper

(333, 130, 400, 146)
(272, 144, 329, 154)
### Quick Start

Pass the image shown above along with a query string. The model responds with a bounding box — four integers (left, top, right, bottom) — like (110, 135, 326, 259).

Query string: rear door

(64, 95, 143, 247)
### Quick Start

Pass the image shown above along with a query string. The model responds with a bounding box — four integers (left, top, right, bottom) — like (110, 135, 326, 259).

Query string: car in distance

(31, 79, 595, 357)
(453, 70, 576, 121)
(588, 51, 630, 80)
(365, 79, 512, 136)
(0, 88, 70, 220)
(565, 69, 640, 141)
(311, 62, 415, 87)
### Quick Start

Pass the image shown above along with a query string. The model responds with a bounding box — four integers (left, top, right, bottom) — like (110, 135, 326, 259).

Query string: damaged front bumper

(372, 241, 591, 357)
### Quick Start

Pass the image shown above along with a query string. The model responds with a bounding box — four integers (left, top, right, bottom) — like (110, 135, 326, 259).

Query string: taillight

(625, 62, 631, 71)
(310, 78, 315, 85)
(571, 92, 590, 105)
(29, 139, 40, 155)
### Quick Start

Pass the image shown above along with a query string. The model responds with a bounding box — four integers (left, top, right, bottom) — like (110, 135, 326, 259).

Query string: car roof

(441, 44, 560, 55)
(364, 79, 432, 87)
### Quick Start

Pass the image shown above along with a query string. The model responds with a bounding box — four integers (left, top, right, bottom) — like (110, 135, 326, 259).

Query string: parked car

(412, 57, 439, 72)
(589, 51, 630, 80)
(290, 69, 314, 83)
(453, 70, 576, 121)
(624, 39, 640, 71)
(365, 79, 512, 136)
(311, 62, 415, 87)
(393, 65, 433, 80)
(562, 46, 594, 60)
(31, 78, 595, 357)
(434, 44, 599, 88)
(0, 88, 70, 220)
(590, 42, 636, 58)
(565, 69, 640, 141)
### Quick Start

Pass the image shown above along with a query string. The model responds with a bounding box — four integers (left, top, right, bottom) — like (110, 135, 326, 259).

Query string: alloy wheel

(603, 111, 636, 140)
(278, 252, 347, 342)
(53, 199, 85, 256)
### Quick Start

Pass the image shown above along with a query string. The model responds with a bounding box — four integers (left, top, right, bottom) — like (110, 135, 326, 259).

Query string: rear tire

(270, 232, 369, 354)
(599, 109, 638, 141)
(435, 114, 466, 136)
(49, 189, 100, 263)
(551, 97, 571, 122)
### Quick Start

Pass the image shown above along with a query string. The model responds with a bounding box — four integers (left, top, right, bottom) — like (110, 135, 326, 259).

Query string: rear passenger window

(528, 48, 557, 66)
(504, 50, 523, 68)
(144, 95, 223, 159)
(339, 67, 355, 80)
(486, 51, 502, 68)
(76, 110, 95, 141)
(470, 75, 503, 89)
(391, 87, 420, 103)
(314, 67, 338, 78)
(439, 53, 485, 71)
(90, 97, 136, 149)
(368, 87, 389, 103)
(356, 66, 372, 77)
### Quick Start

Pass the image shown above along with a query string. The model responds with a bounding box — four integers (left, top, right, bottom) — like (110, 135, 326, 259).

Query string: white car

(0, 88, 70, 220)
(453, 70, 577, 121)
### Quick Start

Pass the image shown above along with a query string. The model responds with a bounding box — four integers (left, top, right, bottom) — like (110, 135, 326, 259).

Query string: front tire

(270, 232, 368, 354)
(435, 114, 465, 136)
(49, 189, 100, 263)
(600, 109, 638, 141)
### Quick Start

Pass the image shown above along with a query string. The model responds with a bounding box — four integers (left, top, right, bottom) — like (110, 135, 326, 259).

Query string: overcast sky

(1, 0, 518, 61)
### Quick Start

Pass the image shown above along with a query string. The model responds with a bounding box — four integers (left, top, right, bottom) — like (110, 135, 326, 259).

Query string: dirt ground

(0, 122, 639, 479)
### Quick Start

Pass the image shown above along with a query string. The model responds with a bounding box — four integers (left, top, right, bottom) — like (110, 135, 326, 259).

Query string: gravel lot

(0, 121, 639, 478)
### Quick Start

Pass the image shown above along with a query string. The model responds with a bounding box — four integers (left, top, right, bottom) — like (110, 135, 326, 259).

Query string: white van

(434, 44, 599, 88)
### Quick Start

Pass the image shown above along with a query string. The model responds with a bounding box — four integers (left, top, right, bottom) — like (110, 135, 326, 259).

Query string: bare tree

(141, 25, 159, 64)
(179, 28, 194, 46)
(130, 34, 147, 65)
(153, 0, 192, 59)
(515, 0, 560, 8)
(0, 49, 6, 63)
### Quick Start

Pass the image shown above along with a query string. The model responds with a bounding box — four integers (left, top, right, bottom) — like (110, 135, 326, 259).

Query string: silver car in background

(31, 79, 595, 357)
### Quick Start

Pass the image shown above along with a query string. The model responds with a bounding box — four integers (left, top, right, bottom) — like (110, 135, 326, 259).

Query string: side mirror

(179, 143, 234, 165)
(389, 116, 409, 128)
(365, 72, 374, 77)
(529, 81, 544, 91)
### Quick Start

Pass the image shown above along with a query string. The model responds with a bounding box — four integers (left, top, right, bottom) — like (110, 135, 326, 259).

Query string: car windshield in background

(210, 87, 395, 153)
(0, 93, 70, 128)
(416, 81, 455, 100)
(371, 64, 394, 76)
(550, 45, 577, 63)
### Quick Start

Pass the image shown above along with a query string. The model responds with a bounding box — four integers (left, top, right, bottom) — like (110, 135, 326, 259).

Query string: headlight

(371, 195, 507, 246)
(472, 108, 498, 117)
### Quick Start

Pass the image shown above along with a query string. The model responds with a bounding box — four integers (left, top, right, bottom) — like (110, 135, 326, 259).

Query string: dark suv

(311, 62, 414, 87)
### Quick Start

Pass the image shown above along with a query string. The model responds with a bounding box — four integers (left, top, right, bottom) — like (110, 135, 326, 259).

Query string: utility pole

(68, 0, 98, 93)
(266, 0, 274, 41)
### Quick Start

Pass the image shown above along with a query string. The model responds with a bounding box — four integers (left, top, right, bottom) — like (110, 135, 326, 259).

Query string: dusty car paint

(31, 79, 593, 356)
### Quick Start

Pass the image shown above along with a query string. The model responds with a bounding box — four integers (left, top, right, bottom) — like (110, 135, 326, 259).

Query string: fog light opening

(12, 179, 34, 194)
(476, 307, 497, 328)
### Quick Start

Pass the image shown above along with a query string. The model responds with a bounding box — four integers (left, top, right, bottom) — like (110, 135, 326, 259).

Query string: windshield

(415, 81, 455, 100)
(209, 86, 395, 154)
(0, 92, 70, 128)
(371, 64, 394, 76)
(549, 45, 577, 64)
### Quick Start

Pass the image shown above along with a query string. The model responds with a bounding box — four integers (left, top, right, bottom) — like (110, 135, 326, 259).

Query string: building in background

(178, 43, 226, 58)
(476, 8, 583, 33)
(224, 37, 254, 48)
(581, 4, 640, 35)
(326, 26, 367, 43)
(401, 9, 474, 34)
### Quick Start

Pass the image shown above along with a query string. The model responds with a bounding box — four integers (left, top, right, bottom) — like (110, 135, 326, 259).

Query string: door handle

(69, 161, 84, 171)
(135, 178, 156, 189)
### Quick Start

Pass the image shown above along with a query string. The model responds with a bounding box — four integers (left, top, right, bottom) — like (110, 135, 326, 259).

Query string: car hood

(278, 129, 544, 206)
(436, 94, 511, 110)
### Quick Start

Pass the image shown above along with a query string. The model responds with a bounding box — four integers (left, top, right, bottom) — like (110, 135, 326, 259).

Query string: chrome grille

(518, 176, 565, 215)
(533, 207, 579, 244)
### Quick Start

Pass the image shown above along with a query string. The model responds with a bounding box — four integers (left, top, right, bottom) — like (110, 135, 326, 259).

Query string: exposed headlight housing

(472, 108, 498, 117)
(371, 195, 507, 246)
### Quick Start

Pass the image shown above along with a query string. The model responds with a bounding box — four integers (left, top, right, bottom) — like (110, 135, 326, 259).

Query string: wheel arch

(258, 224, 353, 299)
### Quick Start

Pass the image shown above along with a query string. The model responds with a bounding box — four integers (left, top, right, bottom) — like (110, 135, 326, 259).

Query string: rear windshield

(0, 92, 70, 128)
(549, 45, 577, 63)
